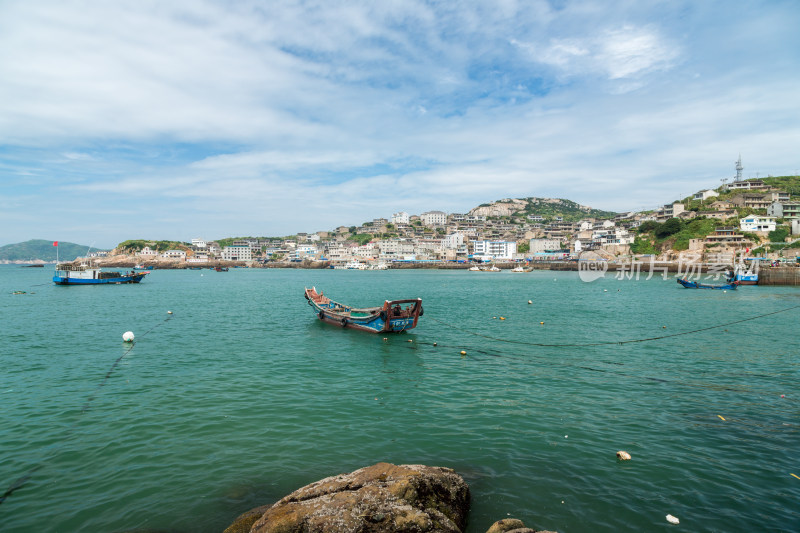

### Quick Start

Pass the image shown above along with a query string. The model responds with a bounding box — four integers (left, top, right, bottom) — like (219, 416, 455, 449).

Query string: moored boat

(676, 278, 738, 290)
(304, 287, 422, 333)
(53, 263, 149, 285)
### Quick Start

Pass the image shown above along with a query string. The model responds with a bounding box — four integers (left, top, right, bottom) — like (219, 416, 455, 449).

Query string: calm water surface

(1, 265, 799, 532)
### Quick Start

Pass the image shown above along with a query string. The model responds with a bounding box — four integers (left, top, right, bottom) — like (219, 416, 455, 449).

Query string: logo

(577, 251, 608, 282)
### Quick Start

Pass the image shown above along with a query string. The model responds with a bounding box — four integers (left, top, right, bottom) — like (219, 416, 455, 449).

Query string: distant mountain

(469, 197, 617, 221)
(0, 240, 104, 262)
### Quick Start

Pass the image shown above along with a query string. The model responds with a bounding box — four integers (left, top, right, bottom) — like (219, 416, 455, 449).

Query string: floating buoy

(407, 339, 413, 343)
(122, 331, 134, 342)
(528, 300, 532, 304)
(167, 310, 173, 314)
(540, 321, 544, 325)
(662, 326, 667, 329)
(433, 342, 437, 347)
(666, 514, 680, 525)
(616, 450, 631, 460)
(383, 337, 388, 341)
(603, 289, 608, 292)
(499, 316, 505, 320)
(460, 350, 466, 355)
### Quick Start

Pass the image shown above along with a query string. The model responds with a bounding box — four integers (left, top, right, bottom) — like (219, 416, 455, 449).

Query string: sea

(1, 264, 798, 532)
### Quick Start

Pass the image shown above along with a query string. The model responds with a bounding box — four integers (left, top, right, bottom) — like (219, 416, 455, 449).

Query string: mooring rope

(425, 303, 800, 347)
(0, 313, 174, 507)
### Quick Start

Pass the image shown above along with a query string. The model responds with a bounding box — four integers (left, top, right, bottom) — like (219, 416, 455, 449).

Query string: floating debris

(666, 514, 680, 525)
(718, 415, 726, 421)
(616, 451, 631, 460)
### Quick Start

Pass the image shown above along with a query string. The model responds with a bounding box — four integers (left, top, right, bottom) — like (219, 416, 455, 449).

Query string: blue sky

(1, 0, 798, 248)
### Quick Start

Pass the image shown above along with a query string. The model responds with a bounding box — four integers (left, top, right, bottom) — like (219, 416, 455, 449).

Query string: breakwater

(758, 266, 800, 285)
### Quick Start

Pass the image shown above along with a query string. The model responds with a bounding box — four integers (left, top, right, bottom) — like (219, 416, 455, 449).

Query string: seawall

(758, 267, 800, 286)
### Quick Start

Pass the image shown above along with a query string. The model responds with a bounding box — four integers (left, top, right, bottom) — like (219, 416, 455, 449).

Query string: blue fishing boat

(53, 263, 149, 285)
(304, 287, 422, 333)
(676, 278, 738, 290)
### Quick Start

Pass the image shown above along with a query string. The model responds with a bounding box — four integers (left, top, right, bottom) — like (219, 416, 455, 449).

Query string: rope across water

(0, 313, 174, 507)
(424, 303, 800, 347)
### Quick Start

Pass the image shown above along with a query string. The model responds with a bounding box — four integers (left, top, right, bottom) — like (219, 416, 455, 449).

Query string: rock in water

(247, 462, 470, 533)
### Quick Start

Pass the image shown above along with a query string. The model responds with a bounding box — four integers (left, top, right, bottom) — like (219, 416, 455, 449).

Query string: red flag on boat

(53, 241, 58, 246)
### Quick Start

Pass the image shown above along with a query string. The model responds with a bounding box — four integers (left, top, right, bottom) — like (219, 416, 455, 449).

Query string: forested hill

(0, 240, 102, 262)
(469, 197, 617, 221)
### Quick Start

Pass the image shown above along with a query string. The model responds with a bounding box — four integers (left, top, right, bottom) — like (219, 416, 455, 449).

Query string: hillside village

(103, 170, 800, 268)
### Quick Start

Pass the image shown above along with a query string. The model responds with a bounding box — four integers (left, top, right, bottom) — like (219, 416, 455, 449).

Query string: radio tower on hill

(734, 154, 743, 182)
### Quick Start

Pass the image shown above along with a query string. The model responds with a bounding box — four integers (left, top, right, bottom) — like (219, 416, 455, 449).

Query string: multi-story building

(767, 201, 800, 220)
(529, 238, 562, 254)
(472, 240, 517, 260)
(739, 216, 776, 233)
(420, 211, 447, 226)
(221, 245, 252, 261)
(161, 249, 187, 261)
(391, 212, 410, 224)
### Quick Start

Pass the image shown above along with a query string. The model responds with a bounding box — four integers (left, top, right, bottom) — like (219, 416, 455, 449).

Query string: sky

(1, 0, 799, 249)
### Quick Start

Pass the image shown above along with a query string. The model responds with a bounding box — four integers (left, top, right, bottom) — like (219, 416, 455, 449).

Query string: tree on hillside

(655, 218, 684, 238)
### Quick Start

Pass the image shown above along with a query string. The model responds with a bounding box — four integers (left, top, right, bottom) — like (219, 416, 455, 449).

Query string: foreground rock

(235, 462, 470, 533)
(485, 518, 556, 533)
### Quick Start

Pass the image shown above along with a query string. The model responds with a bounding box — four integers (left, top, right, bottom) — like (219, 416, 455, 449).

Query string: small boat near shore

(53, 263, 149, 285)
(676, 278, 738, 290)
(304, 287, 422, 333)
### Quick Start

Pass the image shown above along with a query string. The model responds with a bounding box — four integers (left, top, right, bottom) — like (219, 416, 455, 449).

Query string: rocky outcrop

(242, 462, 470, 533)
(485, 518, 555, 533)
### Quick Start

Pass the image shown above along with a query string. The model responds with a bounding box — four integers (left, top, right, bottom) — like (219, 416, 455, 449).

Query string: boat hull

(676, 278, 738, 290)
(53, 273, 148, 285)
(304, 287, 422, 333)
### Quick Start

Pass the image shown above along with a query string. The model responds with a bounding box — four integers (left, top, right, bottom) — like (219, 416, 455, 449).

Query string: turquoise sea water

(1, 265, 799, 532)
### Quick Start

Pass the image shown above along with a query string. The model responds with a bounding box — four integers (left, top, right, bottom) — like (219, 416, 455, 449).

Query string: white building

(693, 190, 719, 201)
(221, 245, 252, 261)
(421, 210, 447, 226)
(191, 238, 207, 248)
(161, 249, 187, 261)
(137, 246, 158, 259)
(472, 240, 517, 260)
(443, 233, 464, 249)
(392, 211, 410, 224)
(529, 238, 563, 254)
(739, 215, 776, 233)
(377, 239, 415, 260)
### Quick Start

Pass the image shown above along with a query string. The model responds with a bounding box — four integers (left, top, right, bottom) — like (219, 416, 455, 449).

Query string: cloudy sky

(1, 0, 798, 248)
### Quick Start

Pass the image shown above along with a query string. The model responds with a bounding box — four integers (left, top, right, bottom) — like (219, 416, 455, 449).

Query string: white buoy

(167, 310, 173, 314)
(666, 514, 680, 525)
(122, 331, 135, 342)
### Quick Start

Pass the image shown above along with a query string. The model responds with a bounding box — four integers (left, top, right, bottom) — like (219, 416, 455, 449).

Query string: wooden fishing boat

(304, 287, 422, 333)
(676, 278, 738, 290)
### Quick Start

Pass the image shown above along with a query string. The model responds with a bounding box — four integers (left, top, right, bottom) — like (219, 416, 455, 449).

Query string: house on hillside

(740, 215, 776, 233)
(767, 201, 800, 220)
(693, 189, 719, 201)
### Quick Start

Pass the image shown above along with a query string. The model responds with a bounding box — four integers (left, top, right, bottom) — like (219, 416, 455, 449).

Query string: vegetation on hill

(512, 197, 617, 222)
(0, 240, 104, 262)
(116, 240, 191, 253)
(635, 217, 729, 252)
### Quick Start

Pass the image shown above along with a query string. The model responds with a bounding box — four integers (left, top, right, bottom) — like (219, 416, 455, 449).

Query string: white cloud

(0, 1, 798, 247)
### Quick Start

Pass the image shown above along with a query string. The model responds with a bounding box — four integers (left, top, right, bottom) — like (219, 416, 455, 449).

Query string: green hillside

(0, 240, 104, 262)
(512, 197, 617, 221)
